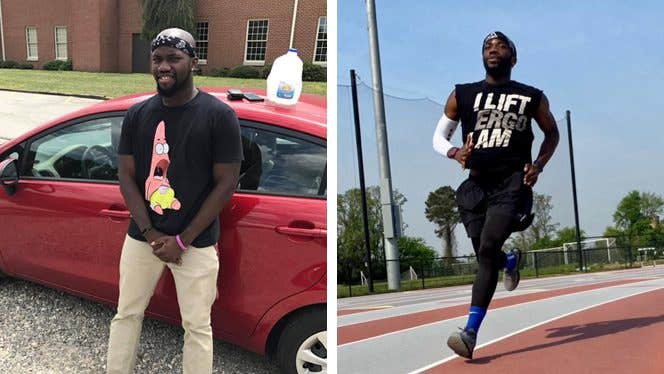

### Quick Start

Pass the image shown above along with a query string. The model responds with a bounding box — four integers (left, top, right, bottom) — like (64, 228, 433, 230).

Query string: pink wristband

(175, 235, 187, 252)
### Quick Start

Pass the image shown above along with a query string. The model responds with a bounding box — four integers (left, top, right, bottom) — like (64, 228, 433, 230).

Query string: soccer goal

(637, 247, 657, 267)
(360, 271, 368, 286)
(563, 237, 617, 265)
(401, 266, 418, 281)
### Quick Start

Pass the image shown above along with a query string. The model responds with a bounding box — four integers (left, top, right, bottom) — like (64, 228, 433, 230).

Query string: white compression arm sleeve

(432, 114, 459, 157)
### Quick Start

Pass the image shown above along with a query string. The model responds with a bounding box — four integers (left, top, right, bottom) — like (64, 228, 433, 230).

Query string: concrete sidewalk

(0, 90, 102, 145)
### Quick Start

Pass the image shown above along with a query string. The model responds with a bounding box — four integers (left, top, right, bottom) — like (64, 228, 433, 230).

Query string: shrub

(302, 62, 326, 82)
(0, 60, 20, 69)
(211, 67, 230, 77)
(228, 65, 260, 79)
(43, 59, 73, 71)
(260, 63, 272, 79)
(19, 63, 33, 69)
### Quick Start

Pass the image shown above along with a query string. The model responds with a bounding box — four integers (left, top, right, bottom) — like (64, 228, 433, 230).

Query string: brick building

(0, 0, 326, 74)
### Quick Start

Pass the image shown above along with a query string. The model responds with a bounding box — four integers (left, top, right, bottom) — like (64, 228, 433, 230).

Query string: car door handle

(275, 226, 327, 238)
(99, 209, 131, 219)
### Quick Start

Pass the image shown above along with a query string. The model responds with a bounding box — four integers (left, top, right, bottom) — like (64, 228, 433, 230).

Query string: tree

(530, 193, 559, 245)
(425, 186, 459, 259)
(398, 236, 437, 274)
(140, 0, 196, 41)
(607, 190, 664, 248)
(507, 192, 559, 251)
(613, 191, 663, 231)
(551, 226, 586, 247)
(337, 186, 407, 283)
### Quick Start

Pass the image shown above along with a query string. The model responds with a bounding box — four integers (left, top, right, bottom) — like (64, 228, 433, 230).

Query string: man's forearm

(180, 181, 236, 246)
(118, 173, 152, 232)
(534, 128, 560, 169)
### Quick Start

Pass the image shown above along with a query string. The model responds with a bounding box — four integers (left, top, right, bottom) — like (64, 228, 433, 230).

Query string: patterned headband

(483, 31, 517, 58)
(151, 34, 196, 58)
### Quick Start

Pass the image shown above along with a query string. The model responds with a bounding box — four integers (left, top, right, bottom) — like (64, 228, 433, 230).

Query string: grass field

(0, 69, 326, 98)
(337, 263, 642, 298)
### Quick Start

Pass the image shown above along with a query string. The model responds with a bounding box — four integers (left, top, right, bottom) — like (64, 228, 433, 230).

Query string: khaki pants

(106, 235, 219, 374)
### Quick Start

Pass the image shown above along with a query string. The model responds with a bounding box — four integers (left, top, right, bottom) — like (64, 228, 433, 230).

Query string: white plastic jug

(267, 48, 303, 106)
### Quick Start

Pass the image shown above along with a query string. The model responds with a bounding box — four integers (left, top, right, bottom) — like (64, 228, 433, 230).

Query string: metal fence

(338, 243, 664, 298)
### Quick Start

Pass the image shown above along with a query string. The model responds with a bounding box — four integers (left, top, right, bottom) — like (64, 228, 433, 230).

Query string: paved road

(0, 90, 101, 145)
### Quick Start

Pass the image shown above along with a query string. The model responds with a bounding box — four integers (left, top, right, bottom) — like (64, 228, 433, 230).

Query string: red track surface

(339, 279, 645, 345)
(426, 287, 664, 373)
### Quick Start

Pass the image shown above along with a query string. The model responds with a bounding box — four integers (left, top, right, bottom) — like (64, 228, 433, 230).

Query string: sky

(337, 0, 664, 256)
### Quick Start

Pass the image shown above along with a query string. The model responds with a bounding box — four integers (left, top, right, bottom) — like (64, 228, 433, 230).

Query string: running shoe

(446, 327, 477, 359)
(504, 248, 522, 291)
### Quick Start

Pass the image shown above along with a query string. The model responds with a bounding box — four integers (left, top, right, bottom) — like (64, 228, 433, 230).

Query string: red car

(0, 87, 327, 374)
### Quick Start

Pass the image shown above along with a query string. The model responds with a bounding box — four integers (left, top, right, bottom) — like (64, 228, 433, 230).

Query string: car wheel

(277, 308, 327, 374)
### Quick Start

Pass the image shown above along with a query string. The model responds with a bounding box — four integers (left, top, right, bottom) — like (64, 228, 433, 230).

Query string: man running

(432, 31, 559, 359)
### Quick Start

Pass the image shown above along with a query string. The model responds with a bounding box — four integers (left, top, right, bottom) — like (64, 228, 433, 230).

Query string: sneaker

(504, 248, 522, 291)
(446, 327, 477, 359)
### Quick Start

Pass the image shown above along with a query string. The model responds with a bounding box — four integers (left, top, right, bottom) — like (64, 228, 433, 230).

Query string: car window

(25, 116, 124, 181)
(239, 125, 326, 198)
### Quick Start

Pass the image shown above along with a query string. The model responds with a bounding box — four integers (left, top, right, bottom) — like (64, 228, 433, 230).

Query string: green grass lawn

(0, 69, 326, 98)
(337, 263, 641, 298)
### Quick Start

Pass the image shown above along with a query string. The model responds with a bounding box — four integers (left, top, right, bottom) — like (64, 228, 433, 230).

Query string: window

(238, 124, 326, 198)
(313, 17, 327, 64)
(195, 22, 208, 64)
(26, 27, 38, 61)
(55, 26, 67, 60)
(245, 19, 269, 65)
(26, 116, 124, 182)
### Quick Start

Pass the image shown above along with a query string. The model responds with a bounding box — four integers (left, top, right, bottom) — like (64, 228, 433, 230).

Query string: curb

(0, 88, 107, 100)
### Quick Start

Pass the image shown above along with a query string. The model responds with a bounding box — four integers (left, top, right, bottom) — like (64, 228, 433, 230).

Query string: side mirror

(0, 158, 18, 195)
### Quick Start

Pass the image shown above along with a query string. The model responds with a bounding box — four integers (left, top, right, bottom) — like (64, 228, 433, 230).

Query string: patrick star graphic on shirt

(145, 121, 181, 215)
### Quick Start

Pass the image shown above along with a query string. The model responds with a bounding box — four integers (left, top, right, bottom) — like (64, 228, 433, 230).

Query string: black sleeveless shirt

(455, 80, 543, 173)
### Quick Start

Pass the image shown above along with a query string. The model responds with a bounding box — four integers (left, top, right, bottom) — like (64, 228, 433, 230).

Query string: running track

(337, 267, 664, 373)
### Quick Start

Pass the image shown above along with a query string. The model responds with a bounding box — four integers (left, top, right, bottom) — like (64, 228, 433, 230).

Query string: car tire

(276, 307, 327, 374)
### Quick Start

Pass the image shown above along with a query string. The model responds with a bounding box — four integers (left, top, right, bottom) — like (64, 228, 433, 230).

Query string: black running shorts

(455, 170, 532, 238)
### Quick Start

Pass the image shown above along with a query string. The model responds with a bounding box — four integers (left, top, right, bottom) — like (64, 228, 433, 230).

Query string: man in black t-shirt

(432, 31, 559, 359)
(106, 28, 242, 374)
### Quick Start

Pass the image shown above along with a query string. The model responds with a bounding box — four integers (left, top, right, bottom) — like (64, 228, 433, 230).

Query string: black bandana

(483, 31, 517, 58)
(151, 34, 196, 58)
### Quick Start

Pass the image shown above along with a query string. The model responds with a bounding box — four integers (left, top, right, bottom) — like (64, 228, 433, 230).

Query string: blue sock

(465, 306, 486, 332)
(506, 250, 518, 272)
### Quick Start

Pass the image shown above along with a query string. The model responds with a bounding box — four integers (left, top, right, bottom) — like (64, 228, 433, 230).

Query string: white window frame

(25, 26, 38, 61)
(195, 21, 208, 65)
(313, 16, 327, 66)
(244, 19, 269, 66)
(54, 26, 67, 61)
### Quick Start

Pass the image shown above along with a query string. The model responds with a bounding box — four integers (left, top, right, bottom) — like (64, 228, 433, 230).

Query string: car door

(0, 114, 130, 302)
(212, 120, 327, 340)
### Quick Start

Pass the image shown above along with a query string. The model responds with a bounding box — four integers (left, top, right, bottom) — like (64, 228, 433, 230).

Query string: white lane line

(338, 277, 656, 349)
(406, 282, 664, 374)
(340, 305, 393, 312)
(338, 270, 658, 308)
(338, 278, 651, 327)
(340, 291, 542, 326)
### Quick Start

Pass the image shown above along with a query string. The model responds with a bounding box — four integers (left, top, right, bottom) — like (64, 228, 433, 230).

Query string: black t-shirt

(118, 90, 243, 247)
(455, 80, 543, 174)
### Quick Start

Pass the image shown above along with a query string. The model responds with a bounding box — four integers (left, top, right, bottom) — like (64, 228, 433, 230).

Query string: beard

(483, 56, 512, 79)
(156, 69, 190, 97)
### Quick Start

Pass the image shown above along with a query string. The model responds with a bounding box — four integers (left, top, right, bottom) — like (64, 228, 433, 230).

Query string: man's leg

(470, 211, 512, 309)
(168, 245, 219, 374)
(107, 235, 165, 374)
(448, 212, 512, 359)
